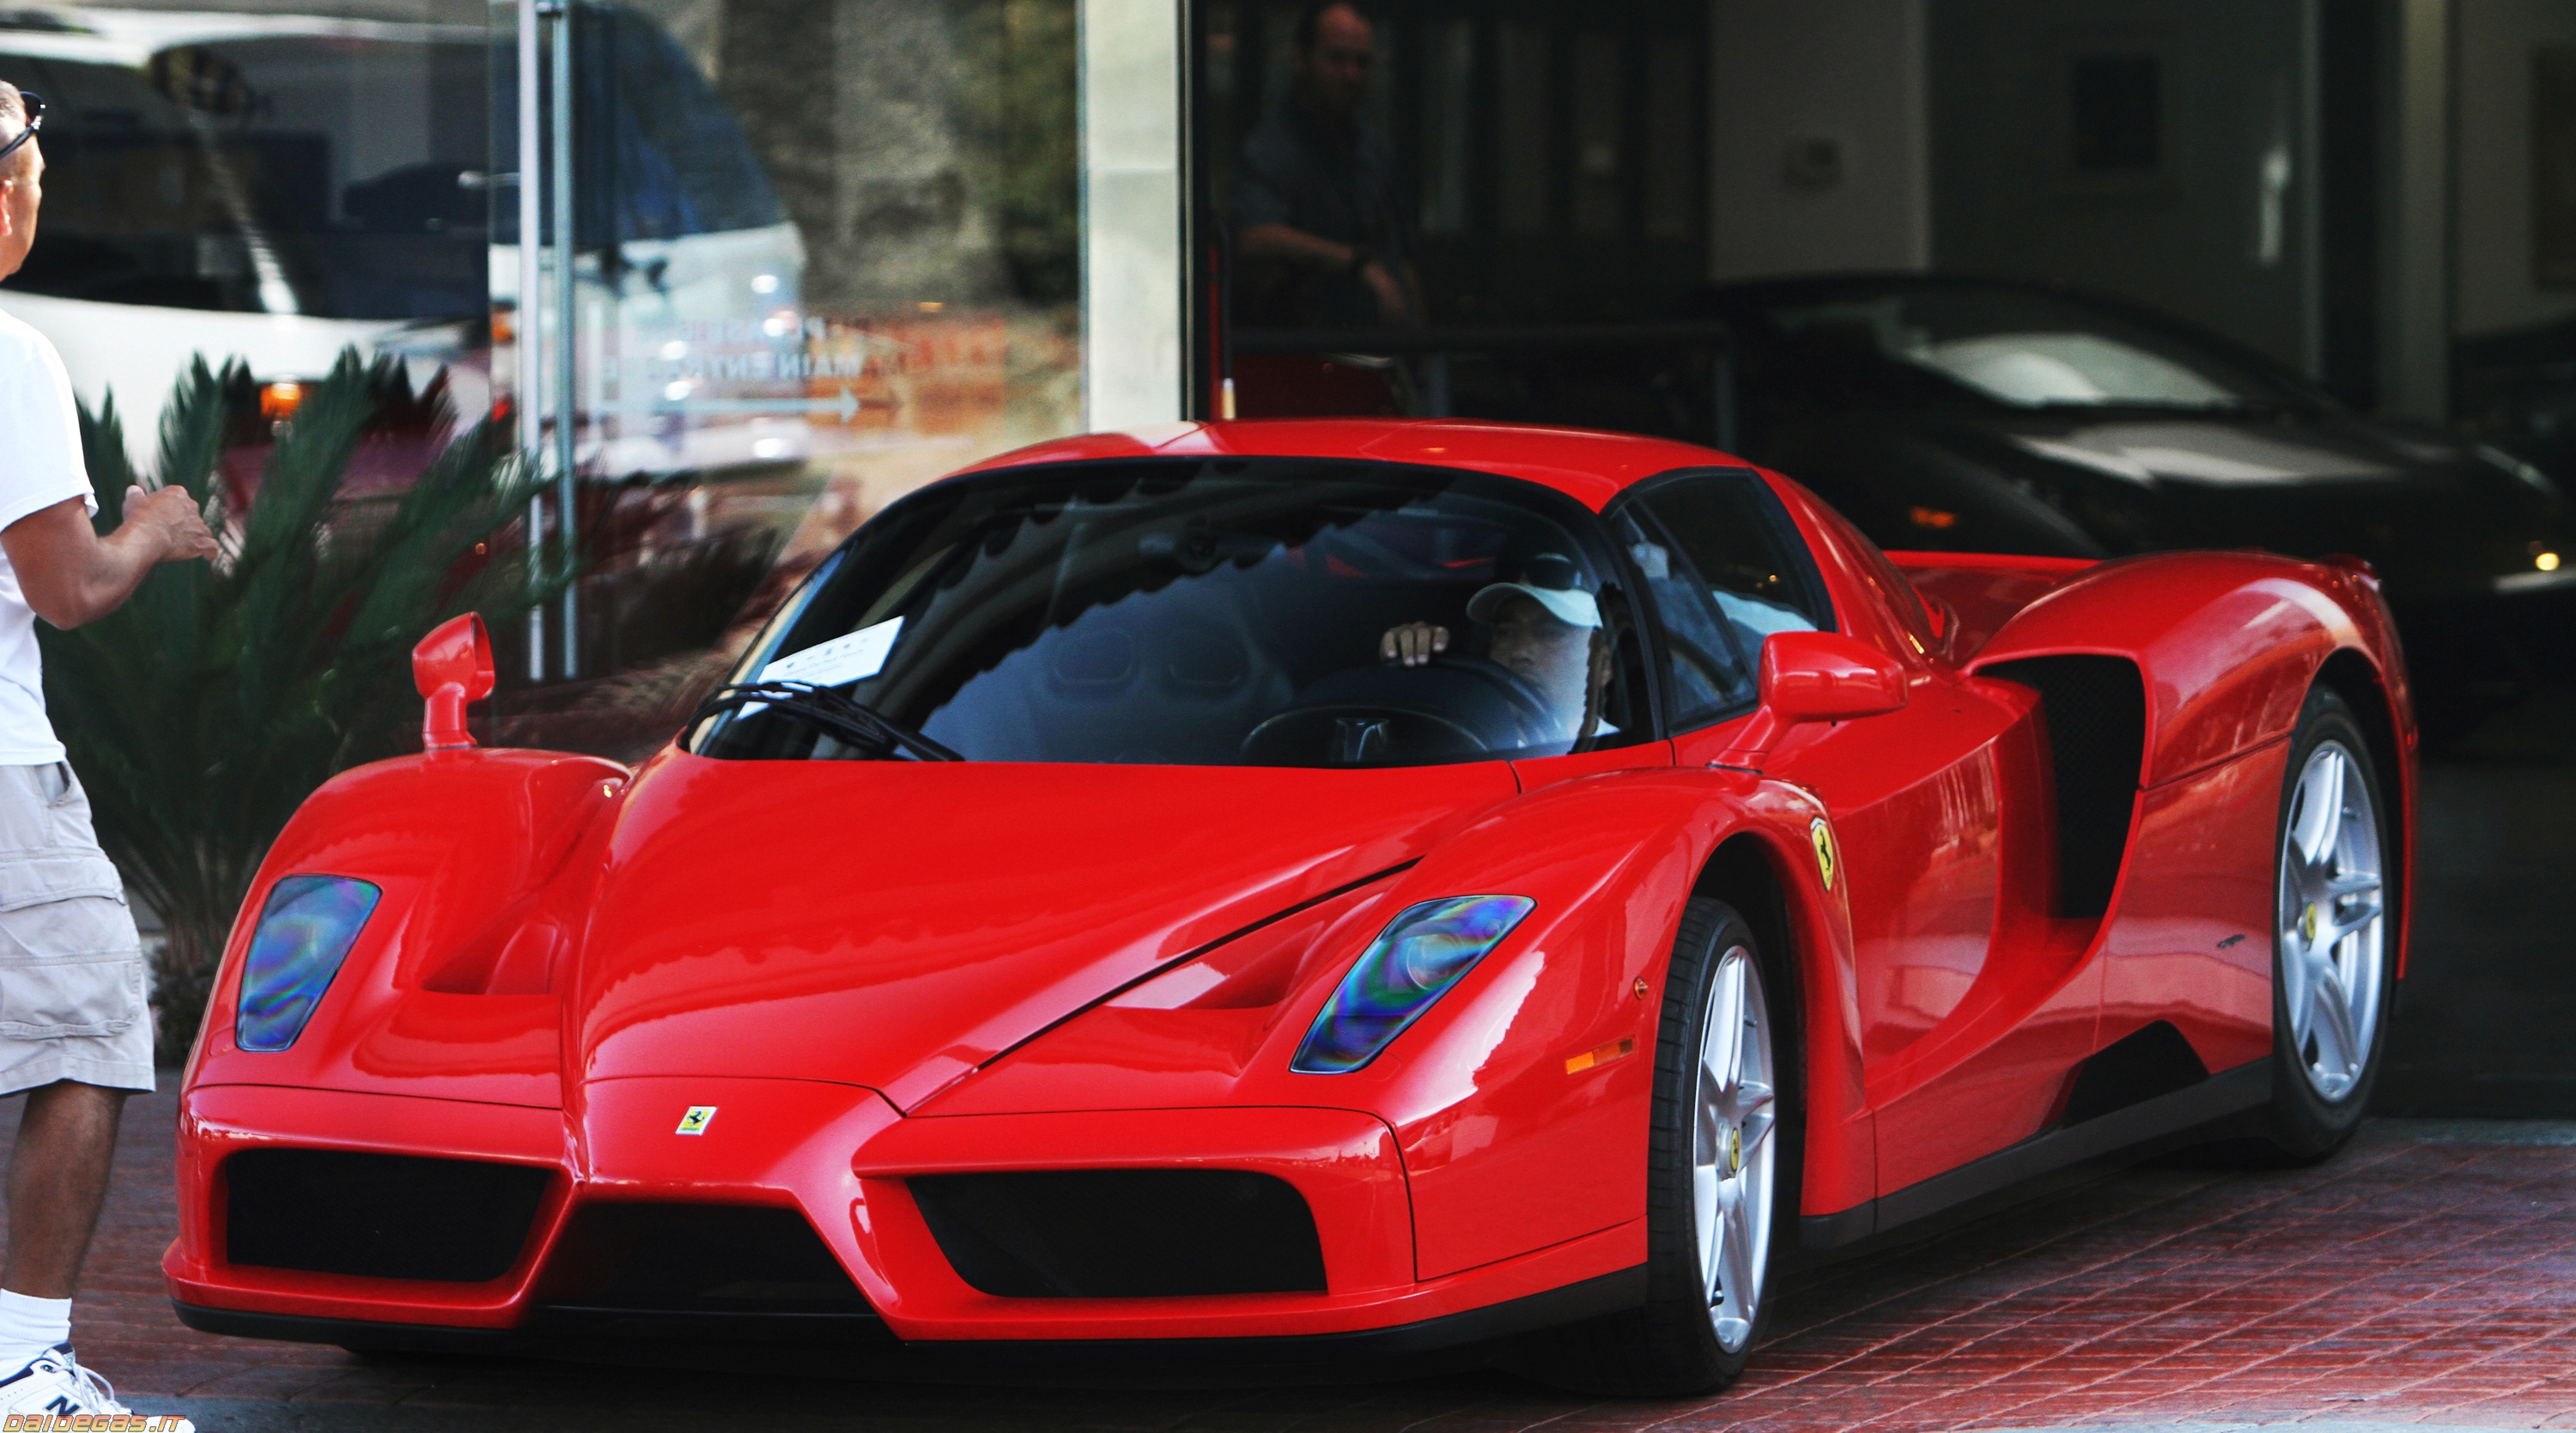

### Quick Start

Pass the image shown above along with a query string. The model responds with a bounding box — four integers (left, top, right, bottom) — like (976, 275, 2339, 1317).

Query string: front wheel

(2256, 686, 2394, 1160)
(1533, 896, 1799, 1395)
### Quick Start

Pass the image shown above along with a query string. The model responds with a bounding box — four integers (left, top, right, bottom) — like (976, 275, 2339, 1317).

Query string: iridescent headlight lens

(235, 875, 381, 1053)
(1290, 895, 1535, 1074)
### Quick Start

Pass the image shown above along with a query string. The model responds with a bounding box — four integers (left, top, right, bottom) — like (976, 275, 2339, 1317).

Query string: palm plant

(46, 350, 556, 1060)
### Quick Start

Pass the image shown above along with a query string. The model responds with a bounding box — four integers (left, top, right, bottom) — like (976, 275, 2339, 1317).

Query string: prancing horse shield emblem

(676, 1105, 717, 1136)
(1810, 817, 1838, 890)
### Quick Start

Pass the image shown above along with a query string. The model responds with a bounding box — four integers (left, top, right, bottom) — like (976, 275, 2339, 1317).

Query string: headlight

(1291, 895, 1535, 1074)
(235, 875, 381, 1052)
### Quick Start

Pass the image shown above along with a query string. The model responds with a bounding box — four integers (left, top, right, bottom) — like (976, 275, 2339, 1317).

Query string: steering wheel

(1241, 654, 1564, 767)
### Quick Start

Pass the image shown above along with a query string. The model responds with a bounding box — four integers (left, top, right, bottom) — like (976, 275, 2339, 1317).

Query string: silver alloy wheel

(2277, 739, 2387, 1101)
(1693, 943, 1777, 1354)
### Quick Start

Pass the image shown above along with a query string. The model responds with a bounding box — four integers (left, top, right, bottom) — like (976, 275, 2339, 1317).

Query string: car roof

(954, 418, 1741, 512)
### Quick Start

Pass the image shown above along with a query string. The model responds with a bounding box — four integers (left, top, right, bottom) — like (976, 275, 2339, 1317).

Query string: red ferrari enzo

(167, 420, 2412, 1394)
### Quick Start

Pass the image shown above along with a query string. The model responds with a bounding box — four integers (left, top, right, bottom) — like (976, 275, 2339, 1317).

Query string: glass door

(501, 0, 1085, 741)
(0, 1, 496, 502)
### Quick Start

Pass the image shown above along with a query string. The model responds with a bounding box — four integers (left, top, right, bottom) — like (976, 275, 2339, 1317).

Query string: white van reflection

(0, 4, 808, 480)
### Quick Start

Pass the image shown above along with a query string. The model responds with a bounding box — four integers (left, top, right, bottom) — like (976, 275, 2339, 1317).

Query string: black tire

(1530, 896, 1802, 1396)
(2253, 685, 2396, 1162)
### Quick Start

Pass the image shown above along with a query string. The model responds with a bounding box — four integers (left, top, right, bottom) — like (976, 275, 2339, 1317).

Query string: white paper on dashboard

(762, 617, 904, 688)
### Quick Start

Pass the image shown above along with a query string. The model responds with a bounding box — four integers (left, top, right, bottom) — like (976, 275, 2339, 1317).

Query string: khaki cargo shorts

(0, 763, 152, 1096)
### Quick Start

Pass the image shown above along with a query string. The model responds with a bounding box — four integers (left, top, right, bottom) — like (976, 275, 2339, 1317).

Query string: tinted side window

(1613, 508, 1756, 726)
(1622, 471, 1831, 728)
(1811, 501, 1939, 655)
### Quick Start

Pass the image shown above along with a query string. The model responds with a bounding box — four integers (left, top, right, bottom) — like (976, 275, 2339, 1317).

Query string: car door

(1643, 475, 2091, 1197)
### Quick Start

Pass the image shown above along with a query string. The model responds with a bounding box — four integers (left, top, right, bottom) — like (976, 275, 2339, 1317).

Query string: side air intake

(1982, 654, 2146, 919)
(2062, 1019, 2212, 1126)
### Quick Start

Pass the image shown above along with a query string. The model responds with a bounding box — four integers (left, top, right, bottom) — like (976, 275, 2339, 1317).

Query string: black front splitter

(173, 1265, 1646, 1384)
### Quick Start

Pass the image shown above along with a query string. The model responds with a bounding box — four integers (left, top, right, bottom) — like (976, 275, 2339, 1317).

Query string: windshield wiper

(692, 682, 963, 762)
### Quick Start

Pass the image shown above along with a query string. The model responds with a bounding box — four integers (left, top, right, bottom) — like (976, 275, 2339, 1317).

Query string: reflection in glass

(1745, 284, 2312, 412)
(1644, 43, 1696, 241)
(1572, 33, 1619, 239)
(485, 0, 1084, 748)
(0, 11, 492, 446)
(1417, 20, 1471, 236)
(1497, 23, 1550, 236)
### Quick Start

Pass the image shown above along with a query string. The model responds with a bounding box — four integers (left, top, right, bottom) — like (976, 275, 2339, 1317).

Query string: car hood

(568, 750, 1517, 1108)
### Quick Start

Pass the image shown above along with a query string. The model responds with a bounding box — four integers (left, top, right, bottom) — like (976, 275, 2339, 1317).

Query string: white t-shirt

(0, 312, 99, 765)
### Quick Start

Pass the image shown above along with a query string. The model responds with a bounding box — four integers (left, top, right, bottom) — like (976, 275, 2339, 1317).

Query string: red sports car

(167, 420, 2412, 1394)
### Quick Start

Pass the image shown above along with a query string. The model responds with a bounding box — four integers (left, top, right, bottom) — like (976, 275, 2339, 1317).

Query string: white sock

(0, 1290, 69, 1373)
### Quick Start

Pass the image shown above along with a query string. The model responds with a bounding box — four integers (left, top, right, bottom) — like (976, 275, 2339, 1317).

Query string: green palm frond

(44, 349, 562, 1061)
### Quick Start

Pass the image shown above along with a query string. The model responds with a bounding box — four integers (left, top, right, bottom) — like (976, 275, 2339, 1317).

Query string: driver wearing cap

(1381, 553, 1614, 743)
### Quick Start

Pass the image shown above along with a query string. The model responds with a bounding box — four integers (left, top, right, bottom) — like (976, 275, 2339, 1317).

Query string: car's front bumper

(167, 1080, 1647, 1356)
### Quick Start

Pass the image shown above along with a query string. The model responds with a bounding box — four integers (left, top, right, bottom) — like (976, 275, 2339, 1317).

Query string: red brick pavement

(31, 1090, 2576, 1430)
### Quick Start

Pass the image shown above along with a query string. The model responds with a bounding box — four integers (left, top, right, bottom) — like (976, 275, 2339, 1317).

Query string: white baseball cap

(1467, 552, 1601, 630)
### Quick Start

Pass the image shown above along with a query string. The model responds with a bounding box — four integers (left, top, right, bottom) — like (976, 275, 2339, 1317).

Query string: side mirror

(1714, 630, 1907, 769)
(415, 614, 495, 752)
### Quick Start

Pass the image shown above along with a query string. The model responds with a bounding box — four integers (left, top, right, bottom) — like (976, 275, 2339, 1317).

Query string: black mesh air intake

(909, 1169, 1327, 1298)
(224, 1149, 550, 1283)
(536, 1203, 869, 1315)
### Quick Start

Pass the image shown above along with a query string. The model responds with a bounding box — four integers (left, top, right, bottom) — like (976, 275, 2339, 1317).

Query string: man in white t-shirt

(0, 80, 216, 1423)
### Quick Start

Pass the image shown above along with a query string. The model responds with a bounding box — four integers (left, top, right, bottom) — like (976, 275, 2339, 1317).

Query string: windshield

(1747, 285, 2314, 413)
(690, 459, 1648, 768)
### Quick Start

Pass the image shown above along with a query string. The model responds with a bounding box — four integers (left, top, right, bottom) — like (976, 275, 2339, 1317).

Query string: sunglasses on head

(0, 91, 44, 167)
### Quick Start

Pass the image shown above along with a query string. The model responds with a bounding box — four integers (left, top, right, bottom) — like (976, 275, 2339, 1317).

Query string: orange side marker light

(1565, 1036, 1637, 1075)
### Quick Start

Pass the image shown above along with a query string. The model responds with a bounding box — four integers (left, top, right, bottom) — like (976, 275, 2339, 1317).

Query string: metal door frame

(517, 0, 578, 681)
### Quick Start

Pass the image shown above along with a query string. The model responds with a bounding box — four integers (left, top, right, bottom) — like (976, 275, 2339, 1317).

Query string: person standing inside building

(0, 79, 216, 1424)
(1236, 2, 1424, 329)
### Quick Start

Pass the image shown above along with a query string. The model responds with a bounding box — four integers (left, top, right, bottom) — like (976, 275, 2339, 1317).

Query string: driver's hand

(1380, 622, 1449, 667)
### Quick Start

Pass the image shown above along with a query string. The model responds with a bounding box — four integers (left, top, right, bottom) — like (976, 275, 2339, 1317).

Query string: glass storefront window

(0, 0, 1085, 757)
(491, 0, 1084, 732)
(0, 6, 495, 450)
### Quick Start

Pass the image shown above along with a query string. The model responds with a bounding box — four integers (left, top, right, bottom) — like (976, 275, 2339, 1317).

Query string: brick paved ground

(27, 1091, 2576, 1432)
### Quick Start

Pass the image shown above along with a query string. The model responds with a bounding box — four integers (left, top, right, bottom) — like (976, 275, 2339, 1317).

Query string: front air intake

(535, 1203, 870, 1315)
(224, 1149, 550, 1283)
(526, 1203, 887, 1350)
(908, 1169, 1327, 1298)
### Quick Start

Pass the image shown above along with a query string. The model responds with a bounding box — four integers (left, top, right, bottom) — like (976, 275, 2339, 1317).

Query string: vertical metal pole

(1214, 220, 1236, 420)
(517, 0, 546, 681)
(550, 0, 580, 678)
(1712, 340, 1739, 454)
(1425, 350, 1453, 418)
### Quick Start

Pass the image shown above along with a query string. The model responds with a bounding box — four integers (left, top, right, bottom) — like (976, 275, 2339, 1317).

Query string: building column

(2384, 0, 2450, 420)
(1081, 0, 1186, 430)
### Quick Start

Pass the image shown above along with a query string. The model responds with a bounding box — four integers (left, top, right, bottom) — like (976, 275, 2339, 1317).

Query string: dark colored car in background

(1700, 274, 2576, 733)
(2457, 314, 2576, 498)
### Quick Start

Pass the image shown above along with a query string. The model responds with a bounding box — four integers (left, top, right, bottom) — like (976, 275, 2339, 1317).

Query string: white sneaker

(0, 1343, 183, 1429)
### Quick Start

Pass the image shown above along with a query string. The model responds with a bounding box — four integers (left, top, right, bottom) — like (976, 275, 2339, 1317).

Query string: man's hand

(1380, 622, 1449, 667)
(121, 485, 219, 564)
(1358, 260, 1410, 325)
(1238, 225, 1420, 325)
(2, 488, 216, 630)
